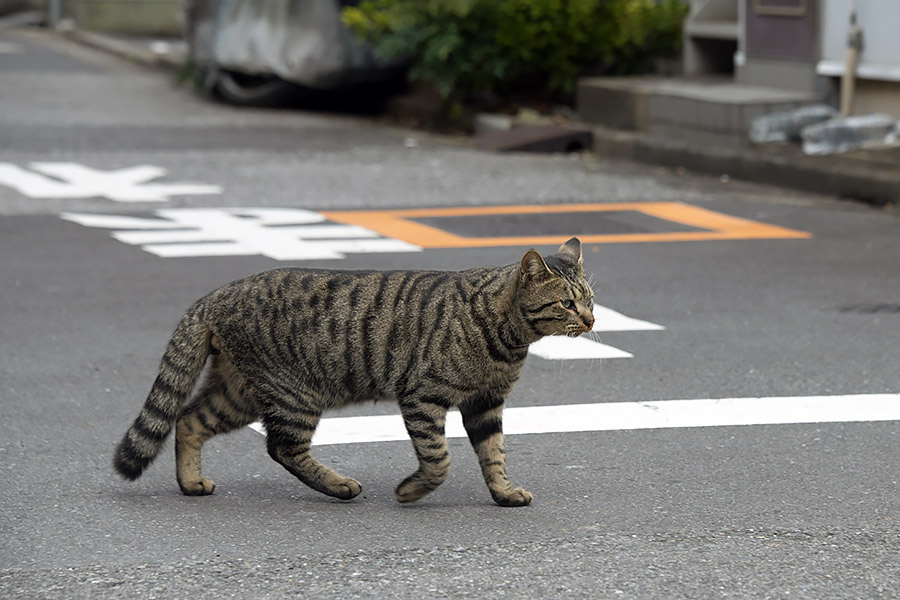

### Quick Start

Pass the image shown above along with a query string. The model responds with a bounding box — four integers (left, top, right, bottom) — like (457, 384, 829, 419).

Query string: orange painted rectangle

(320, 203, 810, 248)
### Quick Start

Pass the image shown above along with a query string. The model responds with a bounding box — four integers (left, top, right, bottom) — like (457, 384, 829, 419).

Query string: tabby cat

(114, 237, 594, 506)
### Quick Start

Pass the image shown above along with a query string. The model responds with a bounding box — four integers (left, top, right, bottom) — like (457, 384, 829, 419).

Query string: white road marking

(0, 41, 24, 54)
(248, 394, 900, 446)
(60, 207, 422, 260)
(529, 336, 633, 359)
(0, 162, 221, 202)
(590, 304, 665, 332)
(528, 304, 664, 360)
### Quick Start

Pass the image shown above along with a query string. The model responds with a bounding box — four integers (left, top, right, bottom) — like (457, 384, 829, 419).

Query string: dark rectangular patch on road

(409, 210, 710, 239)
(321, 203, 811, 248)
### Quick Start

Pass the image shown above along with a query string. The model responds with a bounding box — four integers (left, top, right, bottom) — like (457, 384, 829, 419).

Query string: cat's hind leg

(261, 386, 362, 500)
(395, 395, 452, 503)
(175, 355, 257, 495)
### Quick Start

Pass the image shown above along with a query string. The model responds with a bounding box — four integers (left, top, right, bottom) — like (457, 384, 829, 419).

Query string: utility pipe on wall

(840, 0, 863, 117)
(47, 0, 62, 28)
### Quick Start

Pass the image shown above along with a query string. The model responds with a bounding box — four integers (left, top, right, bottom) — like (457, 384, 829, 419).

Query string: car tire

(213, 69, 299, 106)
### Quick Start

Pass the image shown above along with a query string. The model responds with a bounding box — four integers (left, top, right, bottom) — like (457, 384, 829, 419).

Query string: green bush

(342, 0, 688, 102)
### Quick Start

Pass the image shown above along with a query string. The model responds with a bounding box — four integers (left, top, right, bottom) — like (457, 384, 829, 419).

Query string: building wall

(737, 0, 819, 93)
(71, 0, 181, 36)
(818, 0, 900, 117)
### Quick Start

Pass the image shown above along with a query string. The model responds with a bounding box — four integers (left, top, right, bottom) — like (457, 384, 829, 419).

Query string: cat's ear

(557, 237, 582, 266)
(520, 249, 553, 284)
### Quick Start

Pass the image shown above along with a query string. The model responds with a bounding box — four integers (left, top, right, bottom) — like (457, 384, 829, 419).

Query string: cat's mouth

(566, 326, 591, 338)
(566, 320, 594, 337)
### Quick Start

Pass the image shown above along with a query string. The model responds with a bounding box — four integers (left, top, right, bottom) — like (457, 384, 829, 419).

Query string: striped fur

(114, 237, 594, 506)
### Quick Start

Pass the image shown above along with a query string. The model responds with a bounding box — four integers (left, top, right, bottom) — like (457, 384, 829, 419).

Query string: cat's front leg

(461, 396, 532, 507)
(395, 396, 452, 503)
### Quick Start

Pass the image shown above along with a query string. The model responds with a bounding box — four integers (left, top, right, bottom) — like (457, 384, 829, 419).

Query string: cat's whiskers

(547, 331, 567, 378)
(586, 330, 604, 376)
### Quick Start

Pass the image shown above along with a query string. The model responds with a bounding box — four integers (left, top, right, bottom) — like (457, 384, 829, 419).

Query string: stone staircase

(577, 76, 818, 147)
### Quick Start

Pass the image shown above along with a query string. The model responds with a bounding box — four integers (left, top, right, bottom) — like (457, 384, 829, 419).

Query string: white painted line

(60, 207, 422, 260)
(145, 242, 258, 258)
(60, 213, 181, 230)
(527, 306, 664, 359)
(591, 304, 665, 332)
(248, 393, 900, 446)
(0, 41, 24, 54)
(112, 224, 379, 245)
(0, 162, 221, 202)
(141, 238, 421, 259)
(528, 335, 633, 359)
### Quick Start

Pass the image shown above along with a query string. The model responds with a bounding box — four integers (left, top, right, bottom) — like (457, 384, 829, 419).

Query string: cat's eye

(561, 299, 575, 310)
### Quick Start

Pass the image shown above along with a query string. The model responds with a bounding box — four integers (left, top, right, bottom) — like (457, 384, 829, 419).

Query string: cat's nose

(582, 313, 594, 331)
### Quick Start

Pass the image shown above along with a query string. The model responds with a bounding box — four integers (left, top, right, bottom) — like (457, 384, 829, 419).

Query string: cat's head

(517, 237, 595, 339)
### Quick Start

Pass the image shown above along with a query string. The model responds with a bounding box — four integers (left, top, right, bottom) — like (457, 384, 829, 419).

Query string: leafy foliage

(342, 0, 688, 101)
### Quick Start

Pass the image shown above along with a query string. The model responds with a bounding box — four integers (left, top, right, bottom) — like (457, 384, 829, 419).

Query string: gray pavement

(1, 26, 899, 600)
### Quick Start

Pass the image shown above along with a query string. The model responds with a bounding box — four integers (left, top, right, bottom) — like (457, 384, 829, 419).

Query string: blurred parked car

(184, 0, 405, 107)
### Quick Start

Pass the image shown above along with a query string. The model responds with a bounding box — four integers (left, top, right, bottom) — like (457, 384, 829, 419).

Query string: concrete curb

(0, 11, 44, 30)
(589, 126, 900, 207)
(60, 27, 185, 70)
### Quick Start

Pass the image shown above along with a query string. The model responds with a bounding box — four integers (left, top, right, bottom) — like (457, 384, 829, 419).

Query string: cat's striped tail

(114, 309, 210, 480)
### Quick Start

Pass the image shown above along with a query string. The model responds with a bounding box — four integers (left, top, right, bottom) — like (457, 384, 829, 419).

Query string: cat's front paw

(491, 487, 532, 507)
(330, 477, 362, 500)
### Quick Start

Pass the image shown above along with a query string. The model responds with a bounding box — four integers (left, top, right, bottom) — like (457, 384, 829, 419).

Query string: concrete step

(577, 76, 818, 145)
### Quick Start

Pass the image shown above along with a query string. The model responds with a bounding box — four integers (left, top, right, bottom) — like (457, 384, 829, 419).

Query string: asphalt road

(1, 27, 898, 599)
